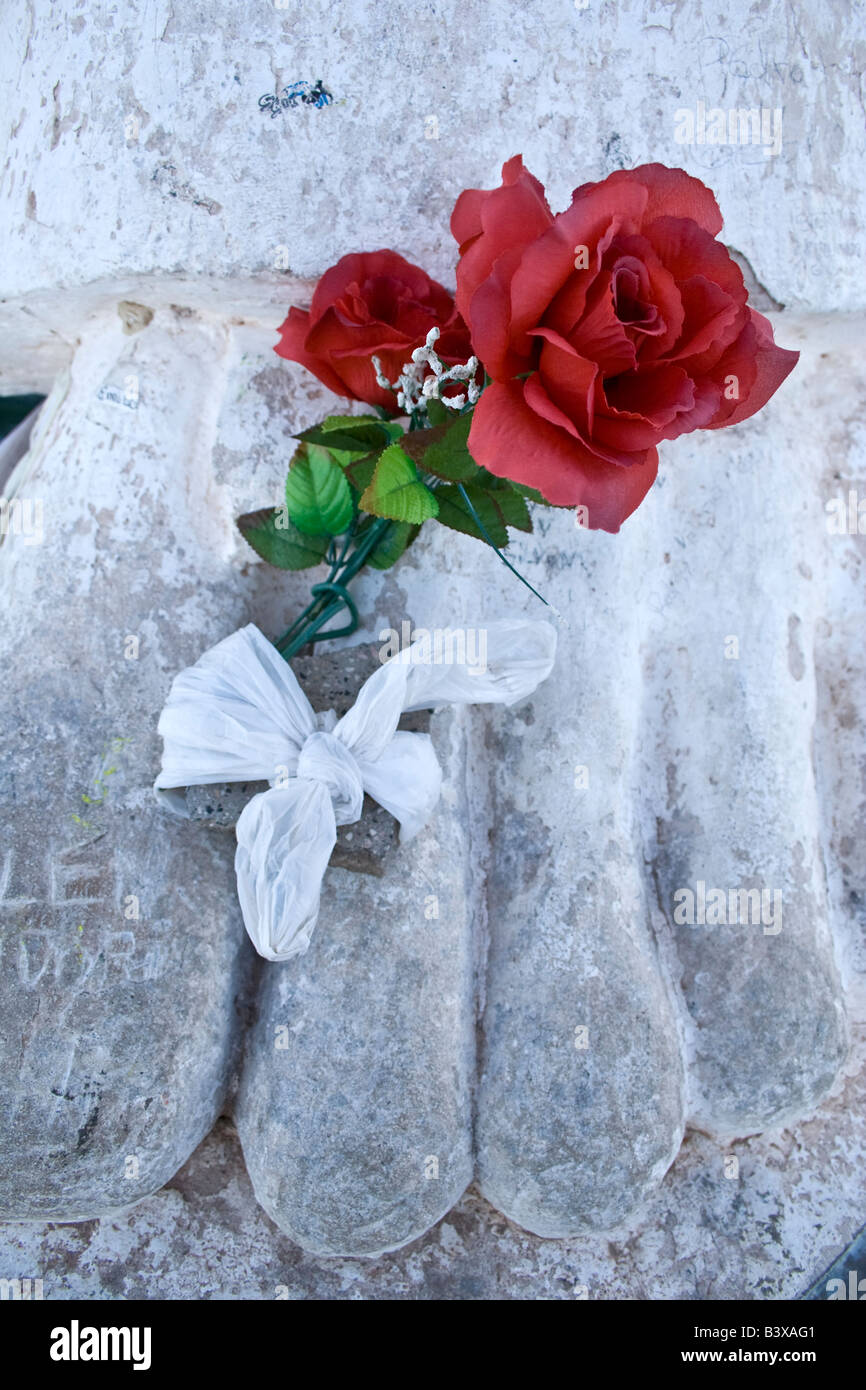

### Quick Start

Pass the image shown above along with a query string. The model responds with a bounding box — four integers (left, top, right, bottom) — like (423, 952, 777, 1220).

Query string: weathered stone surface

(1, 1084, 864, 1298)
(185, 782, 270, 831)
(234, 703, 478, 1257)
(354, 317, 857, 1235)
(1, 308, 860, 1254)
(2, 0, 865, 335)
(1, 0, 865, 1278)
(636, 325, 852, 1137)
(0, 312, 255, 1219)
(474, 522, 687, 1236)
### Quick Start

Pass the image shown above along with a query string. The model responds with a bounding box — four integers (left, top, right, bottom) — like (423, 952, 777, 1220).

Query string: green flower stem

(274, 513, 393, 660)
(271, 396, 554, 664)
(454, 480, 558, 615)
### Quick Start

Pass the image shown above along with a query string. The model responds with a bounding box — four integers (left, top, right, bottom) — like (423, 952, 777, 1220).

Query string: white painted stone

(235, 706, 478, 1258)
(1, 0, 865, 1278)
(0, 1097, 862, 1298)
(1, 0, 864, 390)
(634, 321, 853, 1138)
(474, 527, 687, 1236)
(0, 311, 255, 1218)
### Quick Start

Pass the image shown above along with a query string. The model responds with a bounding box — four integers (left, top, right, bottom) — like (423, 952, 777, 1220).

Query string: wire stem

(273, 513, 393, 660)
(455, 481, 556, 613)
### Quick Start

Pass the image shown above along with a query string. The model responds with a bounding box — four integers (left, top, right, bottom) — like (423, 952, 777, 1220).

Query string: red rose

(452, 158, 799, 532)
(275, 249, 472, 410)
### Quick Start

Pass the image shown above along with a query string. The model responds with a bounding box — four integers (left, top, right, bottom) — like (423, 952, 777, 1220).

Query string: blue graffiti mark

(259, 80, 333, 117)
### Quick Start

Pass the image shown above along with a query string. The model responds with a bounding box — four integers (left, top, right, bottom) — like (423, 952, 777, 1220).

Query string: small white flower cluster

(372, 327, 481, 416)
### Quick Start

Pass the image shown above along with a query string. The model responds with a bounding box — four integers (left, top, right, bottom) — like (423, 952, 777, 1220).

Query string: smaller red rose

(275, 249, 473, 410)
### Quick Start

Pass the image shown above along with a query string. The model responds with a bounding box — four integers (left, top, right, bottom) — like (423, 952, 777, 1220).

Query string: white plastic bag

(156, 620, 556, 960)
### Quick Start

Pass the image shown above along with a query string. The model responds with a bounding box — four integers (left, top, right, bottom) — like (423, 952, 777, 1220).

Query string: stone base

(1, 1071, 863, 1299)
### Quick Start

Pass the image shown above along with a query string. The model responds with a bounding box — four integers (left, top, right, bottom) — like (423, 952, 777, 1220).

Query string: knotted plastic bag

(155, 620, 556, 960)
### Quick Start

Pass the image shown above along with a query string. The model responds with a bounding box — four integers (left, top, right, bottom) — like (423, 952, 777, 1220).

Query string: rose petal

(664, 274, 742, 364)
(468, 379, 659, 531)
(450, 189, 487, 249)
(603, 363, 695, 425)
(453, 156, 554, 325)
(310, 250, 442, 322)
(322, 351, 401, 408)
(596, 368, 722, 449)
(533, 342, 664, 467)
(602, 232, 685, 360)
(306, 306, 411, 359)
(451, 154, 551, 249)
(274, 306, 353, 399)
(706, 310, 799, 429)
(645, 217, 746, 307)
(574, 164, 724, 237)
(530, 325, 600, 433)
(435, 317, 476, 365)
(509, 182, 648, 357)
(466, 244, 533, 379)
(525, 359, 596, 441)
(563, 271, 637, 375)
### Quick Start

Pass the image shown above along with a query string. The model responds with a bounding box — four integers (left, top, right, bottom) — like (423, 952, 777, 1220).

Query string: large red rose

(452, 158, 799, 532)
(275, 249, 472, 410)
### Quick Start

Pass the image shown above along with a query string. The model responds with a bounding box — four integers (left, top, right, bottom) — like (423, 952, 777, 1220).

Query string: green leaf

(367, 520, 420, 570)
(296, 415, 402, 459)
(285, 442, 354, 535)
(425, 398, 450, 427)
(506, 480, 553, 507)
(344, 452, 378, 493)
(434, 483, 509, 548)
(359, 444, 439, 524)
(482, 478, 533, 532)
(417, 412, 480, 482)
(399, 422, 449, 469)
(317, 414, 386, 433)
(237, 507, 329, 569)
